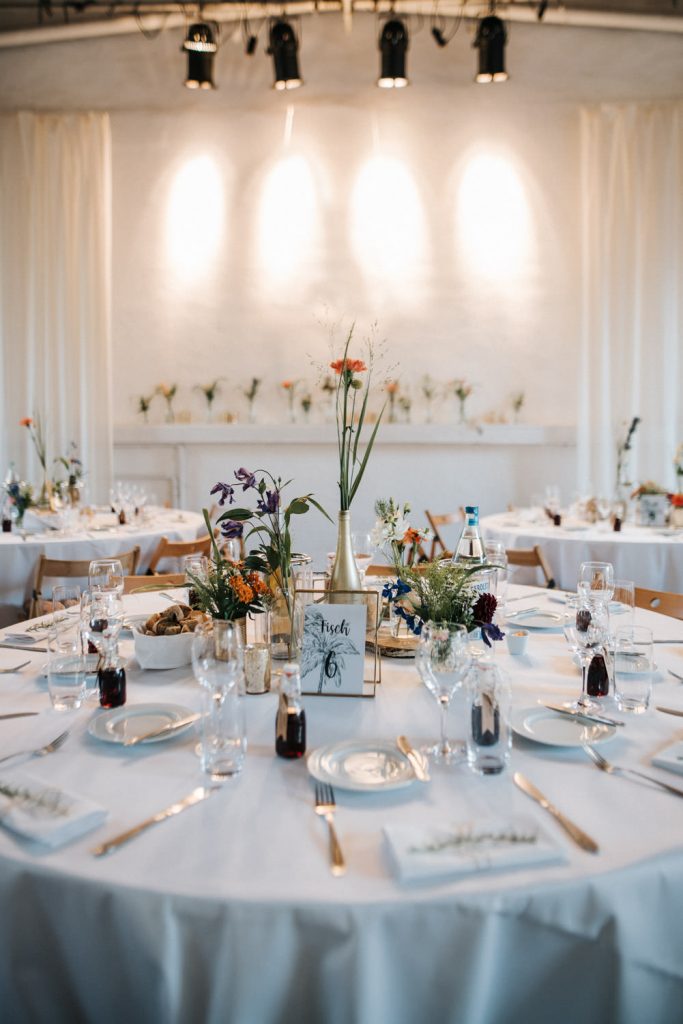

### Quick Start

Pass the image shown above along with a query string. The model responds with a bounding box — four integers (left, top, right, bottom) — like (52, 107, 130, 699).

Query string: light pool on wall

(350, 155, 428, 307)
(166, 155, 224, 279)
(456, 151, 533, 283)
(256, 154, 318, 291)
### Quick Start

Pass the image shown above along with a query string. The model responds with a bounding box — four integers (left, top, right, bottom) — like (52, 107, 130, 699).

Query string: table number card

(300, 603, 367, 696)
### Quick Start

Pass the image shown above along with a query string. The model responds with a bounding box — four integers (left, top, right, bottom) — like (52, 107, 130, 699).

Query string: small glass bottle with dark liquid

(587, 653, 610, 698)
(2, 517, 11, 533)
(276, 662, 306, 759)
(98, 644, 126, 708)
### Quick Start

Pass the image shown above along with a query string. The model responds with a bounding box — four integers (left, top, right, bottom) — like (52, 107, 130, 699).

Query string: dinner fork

(668, 669, 683, 683)
(583, 745, 683, 799)
(0, 729, 70, 766)
(314, 782, 346, 877)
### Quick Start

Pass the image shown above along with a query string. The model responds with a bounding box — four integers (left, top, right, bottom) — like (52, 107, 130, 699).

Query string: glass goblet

(565, 597, 610, 709)
(416, 622, 471, 765)
(577, 561, 615, 604)
(89, 558, 125, 595)
(351, 532, 375, 584)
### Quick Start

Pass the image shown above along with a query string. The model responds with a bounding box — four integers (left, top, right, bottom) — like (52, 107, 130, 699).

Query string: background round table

(481, 511, 683, 592)
(0, 507, 206, 625)
(0, 587, 682, 1022)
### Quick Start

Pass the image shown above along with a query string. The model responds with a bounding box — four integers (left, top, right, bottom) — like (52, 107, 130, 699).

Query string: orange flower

(247, 572, 268, 595)
(281, 380, 295, 390)
(229, 576, 254, 604)
(20, 417, 32, 427)
(330, 358, 367, 375)
(386, 380, 399, 394)
(403, 527, 423, 546)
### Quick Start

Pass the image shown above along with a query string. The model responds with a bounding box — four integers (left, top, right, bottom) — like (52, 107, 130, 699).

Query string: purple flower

(257, 489, 280, 515)
(220, 519, 244, 539)
(210, 482, 235, 507)
(235, 468, 256, 491)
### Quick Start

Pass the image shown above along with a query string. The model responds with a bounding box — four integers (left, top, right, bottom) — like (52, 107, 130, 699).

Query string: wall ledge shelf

(114, 423, 576, 448)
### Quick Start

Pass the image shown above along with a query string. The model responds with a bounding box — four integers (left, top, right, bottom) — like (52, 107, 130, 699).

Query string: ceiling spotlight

(267, 19, 302, 91)
(473, 14, 508, 84)
(182, 22, 217, 90)
(378, 19, 409, 89)
(431, 26, 448, 48)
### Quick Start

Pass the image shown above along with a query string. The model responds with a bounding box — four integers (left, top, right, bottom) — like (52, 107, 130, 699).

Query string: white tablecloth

(481, 511, 683, 592)
(0, 587, 682, 1023)
(0, 508, 206, 625)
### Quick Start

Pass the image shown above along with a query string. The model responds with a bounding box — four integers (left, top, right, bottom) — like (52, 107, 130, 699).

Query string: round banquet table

(0, 586, 683, 1024)
(0, 507, 206, 626)
(481, 511, 683, 593)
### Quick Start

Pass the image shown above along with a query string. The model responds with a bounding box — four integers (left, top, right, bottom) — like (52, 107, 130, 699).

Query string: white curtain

(0, 112, 112, 502)
(578, 102, 683, 496)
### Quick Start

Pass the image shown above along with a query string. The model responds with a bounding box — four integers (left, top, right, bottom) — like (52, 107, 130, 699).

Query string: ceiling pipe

(0, 2, 682, 48)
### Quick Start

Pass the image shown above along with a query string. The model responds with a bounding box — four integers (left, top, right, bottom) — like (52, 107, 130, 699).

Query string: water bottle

(452, 506, 486, 566)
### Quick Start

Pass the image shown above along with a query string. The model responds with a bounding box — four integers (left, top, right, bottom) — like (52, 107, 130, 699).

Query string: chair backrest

(30, 546, 141, 617)
(634, 587, 683, 620)
(123, 573, 187, 594)
(425, 509, 464, 560)
(147, 535, 212, 574)
(505, 546, 556, 589)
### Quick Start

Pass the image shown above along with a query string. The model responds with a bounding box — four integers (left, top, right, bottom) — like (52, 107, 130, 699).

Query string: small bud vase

(329, 510, 362, 604)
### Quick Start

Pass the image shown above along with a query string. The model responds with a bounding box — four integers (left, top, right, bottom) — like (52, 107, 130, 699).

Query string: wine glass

(596, 496, 612, 523)
(564, 596, 610, 709)
(80, 590, 124, 704)
(192, 619, 244, 691)
(416, 622, 471, 764)
(351, 532, 375, 584)
(89, 558, 125, 595)
(577, 561, 614, 604)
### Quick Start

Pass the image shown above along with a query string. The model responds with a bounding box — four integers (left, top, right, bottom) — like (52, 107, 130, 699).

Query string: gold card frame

(294, 588, 382, 699)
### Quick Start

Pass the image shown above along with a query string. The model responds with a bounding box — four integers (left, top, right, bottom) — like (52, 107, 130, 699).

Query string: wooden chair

(123, 573, 186, 594)
(634, 587, 683, 620)
(30, 546, 141, 617)
(425, 509, 465, 560)
(146, 535, 212, 574)
(505, 546, 556, 589)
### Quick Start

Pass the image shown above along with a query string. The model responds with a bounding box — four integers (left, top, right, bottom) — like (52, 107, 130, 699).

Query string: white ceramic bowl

(133, 625, 195, 671)
(506, 629, 529, 656)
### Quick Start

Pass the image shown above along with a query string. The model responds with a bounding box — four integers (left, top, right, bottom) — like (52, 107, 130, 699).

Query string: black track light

(431, 26, 448, 47)
(182, 22, 217, 90)
(473, 14, 508, 84)
(267, 19, 302, 91)
(378, 19, 409, 89)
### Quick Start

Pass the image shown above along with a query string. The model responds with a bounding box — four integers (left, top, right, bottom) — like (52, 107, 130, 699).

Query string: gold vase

(329, 510, 362, 604)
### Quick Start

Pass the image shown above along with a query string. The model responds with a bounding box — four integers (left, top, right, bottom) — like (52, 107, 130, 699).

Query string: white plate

(511, 705, 616, 747)
(88, 703, 196, 745)
(307, 739, 417, 792)
(505, 610, 565, 630)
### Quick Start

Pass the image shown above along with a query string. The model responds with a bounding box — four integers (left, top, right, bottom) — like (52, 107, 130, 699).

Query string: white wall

(1, 14, 682, 515)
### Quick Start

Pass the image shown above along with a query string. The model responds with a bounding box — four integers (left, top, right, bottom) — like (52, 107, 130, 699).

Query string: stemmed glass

(351, 532, 375, 584)
(577, 561, 614, 603)
(563, 595, 610, 708)
(416, 622, 472, 764)
(80, 590, 124, 704)
(89, 558, 125, 595)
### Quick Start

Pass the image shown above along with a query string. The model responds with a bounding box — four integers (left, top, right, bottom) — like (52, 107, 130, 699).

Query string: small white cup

(506, 629, 529, 655)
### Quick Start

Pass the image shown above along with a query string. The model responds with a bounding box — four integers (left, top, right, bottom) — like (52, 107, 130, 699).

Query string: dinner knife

(91, 786, 219, 857)
(397, 735, 431, 782)
(0, 712, 40, 720)
(122, 713, 201, 747)
(513, 772, 599, 853)
(0, 643, 48, 653)
(543, 704, 625, 728)
(656, 706, 683, 718)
